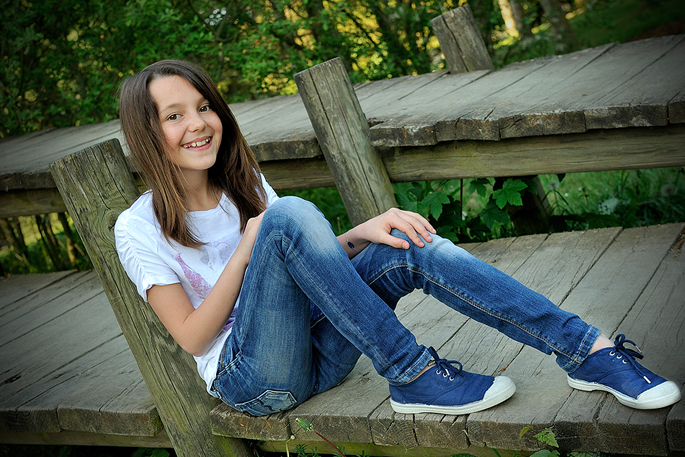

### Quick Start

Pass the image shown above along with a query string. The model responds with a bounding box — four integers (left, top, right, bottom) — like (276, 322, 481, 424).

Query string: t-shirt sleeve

(114, 210, 180, 302)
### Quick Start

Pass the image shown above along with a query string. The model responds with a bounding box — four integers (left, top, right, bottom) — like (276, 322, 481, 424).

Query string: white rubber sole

(567, 376, 682, 410)
(390, 376, 516, 415)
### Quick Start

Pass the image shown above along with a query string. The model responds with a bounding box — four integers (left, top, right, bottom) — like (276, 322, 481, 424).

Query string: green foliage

(541, 167, 685, 232)
(394, 178, 528, 243)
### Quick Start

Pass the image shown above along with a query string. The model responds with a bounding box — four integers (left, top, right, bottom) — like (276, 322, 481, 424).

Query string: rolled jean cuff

(387, 346, 434, 387)
(561, 325, 602, 374)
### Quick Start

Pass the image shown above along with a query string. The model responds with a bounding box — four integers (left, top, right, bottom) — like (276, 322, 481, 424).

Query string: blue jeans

(210, 197, 600, 416)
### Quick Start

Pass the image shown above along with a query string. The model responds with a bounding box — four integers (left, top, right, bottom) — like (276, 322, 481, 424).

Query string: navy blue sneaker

(568, 334, 681, 410)
(389, 347, 516, 415)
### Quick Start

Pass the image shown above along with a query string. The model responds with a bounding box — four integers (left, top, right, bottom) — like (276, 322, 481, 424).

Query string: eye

(199, 104, 211, 113)
(166, 113, 180, 121)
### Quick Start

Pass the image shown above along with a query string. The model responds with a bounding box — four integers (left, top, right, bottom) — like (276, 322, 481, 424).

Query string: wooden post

(431, 4, 495, 74)
(294, 57, 397, 226)
(50, 139, 251, 457)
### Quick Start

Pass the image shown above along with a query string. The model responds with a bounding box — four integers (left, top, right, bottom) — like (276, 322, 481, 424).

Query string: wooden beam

(49, 139, 251, 457)
(0, 429, 171, 448)
(382, 125, 685, 181)
(295, 57, 397, 226)
(431, 4, 494, 74)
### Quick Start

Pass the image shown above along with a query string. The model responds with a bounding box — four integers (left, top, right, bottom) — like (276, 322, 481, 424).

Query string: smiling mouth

(183, 138, 211, 149)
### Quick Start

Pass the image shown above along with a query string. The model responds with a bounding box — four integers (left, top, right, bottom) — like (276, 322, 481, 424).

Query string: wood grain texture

(382, 125, 685, 183)
(0, 270, 74, 314)
(295, 57, 397, 226)
(467, 224, 684, 452)
(431, 5, 494, 74)
(49, 139, 251, 457)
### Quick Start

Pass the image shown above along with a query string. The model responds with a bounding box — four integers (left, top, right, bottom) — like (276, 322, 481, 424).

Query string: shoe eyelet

(616, 355, 622, 359)
(449, 377, 455, 381)
(435, 369, 441, 375)
(623, 359, 628, 364)
(443, 372, 448, 378)
(609, 351, 616, 356)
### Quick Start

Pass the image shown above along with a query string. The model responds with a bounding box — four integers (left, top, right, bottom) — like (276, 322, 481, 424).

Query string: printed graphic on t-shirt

(173, 239, 235, 300)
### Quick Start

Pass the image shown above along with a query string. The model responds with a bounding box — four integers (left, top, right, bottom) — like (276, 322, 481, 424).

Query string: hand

(353, 208, 437, 250)
(232, 212, 265, 267)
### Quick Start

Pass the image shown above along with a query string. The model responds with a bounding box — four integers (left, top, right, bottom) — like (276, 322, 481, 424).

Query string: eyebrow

(157, 98, 210, 115)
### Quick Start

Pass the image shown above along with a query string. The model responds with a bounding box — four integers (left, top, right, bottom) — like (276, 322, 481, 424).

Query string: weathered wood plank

(0, 429, 171, 448)
(295, 57, 397, 225)
(368, 58, 552, 146)
(0, 188, 66, 218)
(0, 334, 125, 434)
(1, 121, 126, 175)
(367, 70, 488, 146)
(670, 85, 685, 123)
(431, 4, 494, 74)
(8, 336, 155, 437)
(0, 271, 74, 313)
(0, 271, 102, 347)
(466, 224, 684, 452)
(492, 44, 614, 139)
(579, 232, 684, 455)
(259, 156, 334, 190)
(0, 290, 120, 399)
(583, 35, 685, 130)
(259, 438, 522, 457)
(359, 71, 449, 121)
(52, 351, 160, 436)
(382, 124, 685, 183)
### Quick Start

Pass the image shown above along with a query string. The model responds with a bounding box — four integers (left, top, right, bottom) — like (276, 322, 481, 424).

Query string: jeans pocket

(234, 389, 297, 416)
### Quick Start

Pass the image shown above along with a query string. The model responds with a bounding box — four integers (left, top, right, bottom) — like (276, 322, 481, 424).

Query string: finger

(398, 210, 436, 237)
(392, 211, 436, 246)
(376, 230, 412, 250)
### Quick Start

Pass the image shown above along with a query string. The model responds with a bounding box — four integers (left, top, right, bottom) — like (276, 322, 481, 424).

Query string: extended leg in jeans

(212, 197, 599, 415)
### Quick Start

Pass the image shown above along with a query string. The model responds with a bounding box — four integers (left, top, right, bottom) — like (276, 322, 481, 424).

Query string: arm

(147, 213, 264, 357)
(338, 208, 437, 258)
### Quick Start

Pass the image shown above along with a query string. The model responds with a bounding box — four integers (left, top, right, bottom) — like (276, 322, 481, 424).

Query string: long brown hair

(119, 60, 266, 248)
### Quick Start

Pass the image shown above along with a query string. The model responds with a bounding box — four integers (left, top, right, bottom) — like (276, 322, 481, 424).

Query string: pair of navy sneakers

(390, 336, 681, 415)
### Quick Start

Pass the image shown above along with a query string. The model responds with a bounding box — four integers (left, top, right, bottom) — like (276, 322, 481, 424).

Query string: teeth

(184, 138, 210, 148)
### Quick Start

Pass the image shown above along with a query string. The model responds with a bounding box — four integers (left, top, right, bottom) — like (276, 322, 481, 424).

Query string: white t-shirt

(114, 176, 279, 394)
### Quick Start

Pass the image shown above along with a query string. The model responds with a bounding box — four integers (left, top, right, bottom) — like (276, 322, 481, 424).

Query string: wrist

(345, 231, 361, 253)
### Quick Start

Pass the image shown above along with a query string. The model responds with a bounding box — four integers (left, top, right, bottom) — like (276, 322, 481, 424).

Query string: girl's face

(149, 75, 223, 179)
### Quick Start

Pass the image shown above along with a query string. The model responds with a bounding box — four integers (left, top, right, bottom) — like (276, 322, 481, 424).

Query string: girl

(115, 59, 680, 417)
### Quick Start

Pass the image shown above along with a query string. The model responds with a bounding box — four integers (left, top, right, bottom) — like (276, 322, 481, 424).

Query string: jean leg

(352, 229, 601, 372)
(212, 198, 431, 415)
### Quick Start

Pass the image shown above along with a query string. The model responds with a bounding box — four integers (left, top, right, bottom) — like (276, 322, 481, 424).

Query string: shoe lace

(428, 347, 463, 381)
(611, 334, 652, 384)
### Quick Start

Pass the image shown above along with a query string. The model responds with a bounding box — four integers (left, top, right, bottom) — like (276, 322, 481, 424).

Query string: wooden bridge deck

(1, 34, 684, 219)
(2, 224, 684, 455)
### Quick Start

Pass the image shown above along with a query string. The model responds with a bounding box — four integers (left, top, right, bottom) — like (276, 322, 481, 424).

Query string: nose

(187, 111, 206, 132)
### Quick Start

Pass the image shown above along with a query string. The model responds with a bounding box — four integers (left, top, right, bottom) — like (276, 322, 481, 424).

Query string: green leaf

(480, 200, 510, 230)
(520, 425, 533, 438)
(493, 179, 527, 208)
(395, 188, 419, 213)
(534, 429, 559, 447)
(469, 178, 491, 197)
(423, 191, 451, 220)
(530, 451, 554, 457)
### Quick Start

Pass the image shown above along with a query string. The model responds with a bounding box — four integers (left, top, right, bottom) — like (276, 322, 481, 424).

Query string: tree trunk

(58, 212, 77, 265)
(539, 0, 576, 52)
(498, 0, 519, 37)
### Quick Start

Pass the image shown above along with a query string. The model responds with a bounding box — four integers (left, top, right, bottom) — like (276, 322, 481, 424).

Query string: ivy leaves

(394, 177, 533, 243)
